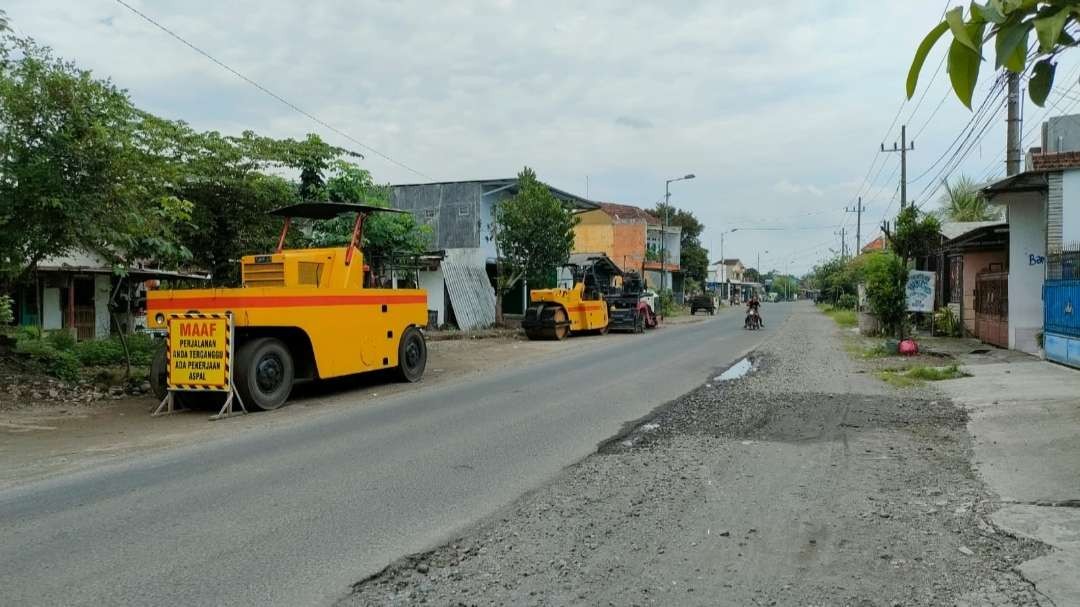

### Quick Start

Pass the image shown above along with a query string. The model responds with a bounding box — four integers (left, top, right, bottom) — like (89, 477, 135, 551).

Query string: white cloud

(4, 0, 1040, 274)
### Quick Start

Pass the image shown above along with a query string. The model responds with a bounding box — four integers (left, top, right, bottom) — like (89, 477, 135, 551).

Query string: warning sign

(167, 314, 232, 391)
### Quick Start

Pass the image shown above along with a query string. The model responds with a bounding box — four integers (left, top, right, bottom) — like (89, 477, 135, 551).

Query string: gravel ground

(341, 304, 1048, 607)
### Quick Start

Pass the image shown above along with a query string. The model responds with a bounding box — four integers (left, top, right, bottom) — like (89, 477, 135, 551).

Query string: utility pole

(845, 196, 866, 254)
(835, 227, 847, 260)
(1006, 72, 1021, 176)
(882, 124, 915, 208)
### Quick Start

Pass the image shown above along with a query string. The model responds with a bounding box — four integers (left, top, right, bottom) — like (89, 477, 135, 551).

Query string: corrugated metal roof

(940, 221, 1005, 241)
(442, 261, 496, 330)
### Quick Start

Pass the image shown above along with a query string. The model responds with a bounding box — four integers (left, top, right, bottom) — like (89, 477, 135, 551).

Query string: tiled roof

(596, 202, 660, 225)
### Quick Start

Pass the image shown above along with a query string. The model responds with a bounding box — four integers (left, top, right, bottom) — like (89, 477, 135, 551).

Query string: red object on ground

(899, 339, 919, 356)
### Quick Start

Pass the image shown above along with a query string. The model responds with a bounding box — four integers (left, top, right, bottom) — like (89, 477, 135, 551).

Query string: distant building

(391, 178, 596, 329)
(707, 259, 759, 302)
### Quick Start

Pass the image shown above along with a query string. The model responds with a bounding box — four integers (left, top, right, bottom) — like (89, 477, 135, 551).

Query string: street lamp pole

(660, 174, 695, 296)
(719, 228, 738, 301)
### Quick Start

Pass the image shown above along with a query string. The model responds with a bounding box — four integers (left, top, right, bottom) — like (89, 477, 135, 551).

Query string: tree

(744, 267, 762, 284)
(307, 162, 431, 272)
(937, 175, 1000, 222)
(492, 167, 578, 326)
(865, 251, 909, 338)
(650, 203, 709, 284)
(887, 206, 942, 265)
(0, 31, 192, 284)
(908, 2, 1080, 107)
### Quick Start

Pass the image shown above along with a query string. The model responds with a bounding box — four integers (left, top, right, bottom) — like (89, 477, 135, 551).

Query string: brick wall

(1031, 151, 1080, 171)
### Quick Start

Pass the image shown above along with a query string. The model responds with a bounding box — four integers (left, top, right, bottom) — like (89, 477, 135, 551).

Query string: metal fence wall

(1045, 279, 1080, 338)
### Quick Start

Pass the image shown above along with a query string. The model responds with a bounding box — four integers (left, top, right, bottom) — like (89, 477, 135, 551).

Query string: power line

(113, 0, 434, 181)
(916, 93, 1007, 208)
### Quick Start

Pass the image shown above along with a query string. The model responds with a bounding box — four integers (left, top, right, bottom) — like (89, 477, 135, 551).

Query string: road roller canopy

(269, 201, 411, 258)
(269, 202, 410, 220)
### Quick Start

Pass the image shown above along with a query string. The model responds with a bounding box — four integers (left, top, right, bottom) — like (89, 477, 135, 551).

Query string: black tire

(150, 344, 168, 401)
(396, 326, 427, 382)
(235, 337, 294, 411)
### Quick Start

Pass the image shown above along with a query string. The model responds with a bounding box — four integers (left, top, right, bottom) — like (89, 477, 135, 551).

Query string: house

(938, 222, 1009, 345)
(707, 259, 760, 302)
(573, 202, 682, 294)
(391, 178, 597, 329)
(981, 114, 1080, 361)
(10, 249, 208, 340)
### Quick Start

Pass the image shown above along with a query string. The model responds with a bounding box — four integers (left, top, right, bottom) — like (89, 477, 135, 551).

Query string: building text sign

(905, 270, 936, 313)
(167, 314, 232, 391)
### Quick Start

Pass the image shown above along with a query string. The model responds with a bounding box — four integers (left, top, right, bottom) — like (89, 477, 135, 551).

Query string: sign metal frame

(153, 312, 247, 421)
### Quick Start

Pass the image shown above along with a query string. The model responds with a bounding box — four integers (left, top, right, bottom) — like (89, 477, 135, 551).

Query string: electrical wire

(113, 0, 434, 181)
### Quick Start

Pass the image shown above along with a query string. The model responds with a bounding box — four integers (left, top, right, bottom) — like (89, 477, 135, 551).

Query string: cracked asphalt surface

(344, 304, 1048, 607)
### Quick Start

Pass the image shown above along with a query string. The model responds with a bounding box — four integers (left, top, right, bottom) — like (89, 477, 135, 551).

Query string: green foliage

(657, 289, 677, 317)
(683, 277, 702, 296)
(306, 163, 431, 270)
(45, 330, 76, 351)
(818, 304, 857, 327)
(909, 2, 1080, 108)
(836, 293, 858, 310)
(937, 175, 1000, 222)
(0, 293, 12, 325)
(771, 275, 799, 300)
(74, 333, 157, 367)
(13, 333, 80, 381)
(934, 306, 962, 337)
(650, 203, 709, 284)
(808, 255, 867, 304)
(0, 27, 390, 287)
(888, 206, 941, 264)
(864, 251, 909, 339)
(493, 167, 578, 293)
(878, 365, 968, 387)
(0, 32, 193, 281)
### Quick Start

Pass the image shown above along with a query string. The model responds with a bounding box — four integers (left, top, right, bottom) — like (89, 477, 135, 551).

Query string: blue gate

(1044, 263, 1080, 367)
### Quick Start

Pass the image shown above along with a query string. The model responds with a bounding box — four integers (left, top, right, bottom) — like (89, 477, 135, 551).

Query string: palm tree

(937, 175, 1001, 222)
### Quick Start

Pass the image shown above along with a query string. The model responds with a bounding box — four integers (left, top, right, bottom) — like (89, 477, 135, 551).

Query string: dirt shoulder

(0, 331, 633, 489)
(342, 305, 1047, 607)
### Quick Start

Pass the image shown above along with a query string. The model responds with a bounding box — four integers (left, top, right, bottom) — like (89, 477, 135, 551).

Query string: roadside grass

(876, 364, 969, 388)
(818, 304, 857, 328)
(845, 340, 894, 359)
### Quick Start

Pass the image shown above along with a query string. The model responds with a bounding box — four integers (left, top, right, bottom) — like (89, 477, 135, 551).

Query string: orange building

(574, 203, 680, 288)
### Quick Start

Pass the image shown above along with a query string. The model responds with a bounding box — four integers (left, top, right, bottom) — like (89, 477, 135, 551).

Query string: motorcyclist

(745, 295, 764, 328)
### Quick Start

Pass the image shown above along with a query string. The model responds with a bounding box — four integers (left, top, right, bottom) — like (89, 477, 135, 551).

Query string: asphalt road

(0, 304, 792, 606)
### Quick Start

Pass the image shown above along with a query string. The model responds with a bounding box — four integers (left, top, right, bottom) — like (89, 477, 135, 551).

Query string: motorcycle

(744, 308, 762, 330)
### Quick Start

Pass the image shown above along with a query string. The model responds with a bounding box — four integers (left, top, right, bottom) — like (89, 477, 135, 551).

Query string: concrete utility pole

(882, 125, 915, 208)
(1006, 72, 1021, 176)
(835, 227, 847, 260)
(845, 196, 866, 254)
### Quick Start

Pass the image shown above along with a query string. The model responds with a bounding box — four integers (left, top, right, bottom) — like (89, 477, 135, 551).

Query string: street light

(717, 228, 738, 302)
(660, 174, 696, 297)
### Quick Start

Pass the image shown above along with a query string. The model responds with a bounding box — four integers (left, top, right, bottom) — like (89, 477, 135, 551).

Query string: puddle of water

(714, 357, 753, 382)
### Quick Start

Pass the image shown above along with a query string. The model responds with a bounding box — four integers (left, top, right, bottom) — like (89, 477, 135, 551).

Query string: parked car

(689, 293, 717, 315)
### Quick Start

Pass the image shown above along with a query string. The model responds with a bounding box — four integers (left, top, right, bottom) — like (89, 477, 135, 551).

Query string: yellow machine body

(522, 282, 609, 340)
(147, 246, 427, 379)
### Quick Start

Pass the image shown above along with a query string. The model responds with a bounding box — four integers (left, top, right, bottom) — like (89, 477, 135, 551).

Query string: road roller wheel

(552, 306, 569, 340)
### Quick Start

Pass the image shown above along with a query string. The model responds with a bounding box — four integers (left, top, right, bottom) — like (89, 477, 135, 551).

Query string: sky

(8, 0, 1080, 275)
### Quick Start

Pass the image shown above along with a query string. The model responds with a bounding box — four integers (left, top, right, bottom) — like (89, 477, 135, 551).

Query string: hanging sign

(905, 270, 936, 313)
